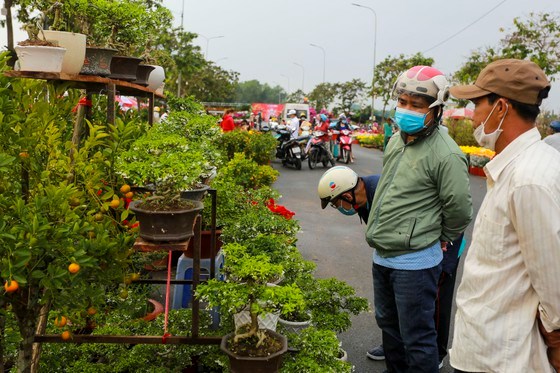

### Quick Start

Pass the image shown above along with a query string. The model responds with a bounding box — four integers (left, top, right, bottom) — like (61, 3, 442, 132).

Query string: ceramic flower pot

(147, 65, 165, 91)
(132, 64, 156, 86)
(42, 30, 86, 74)
(129, 199, 204, 242)
(15, 45, 66, 73)
(80, 47, 117, 76)
(220, 330, 287, 373)
(109, 56, 143, 81)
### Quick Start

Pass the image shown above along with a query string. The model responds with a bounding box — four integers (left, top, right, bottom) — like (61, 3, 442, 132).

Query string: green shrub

(217, 130, 276, 165)
(446, 119, 477, 146)
(218, 153, 279, 189)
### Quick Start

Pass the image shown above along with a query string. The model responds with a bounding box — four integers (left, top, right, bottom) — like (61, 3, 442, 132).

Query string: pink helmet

(393, 66, 450, 108)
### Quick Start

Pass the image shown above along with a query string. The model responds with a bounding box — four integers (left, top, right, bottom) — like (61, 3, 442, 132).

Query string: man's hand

(547, 346, 560, 371)
(538, 312, 560, 370)
(440, 241, 448, 252)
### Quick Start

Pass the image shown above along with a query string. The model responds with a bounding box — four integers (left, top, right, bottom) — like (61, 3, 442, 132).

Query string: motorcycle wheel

(343, 149, 351, 164)
(294, 158, 302, 170)
(308, 150, 318, 169)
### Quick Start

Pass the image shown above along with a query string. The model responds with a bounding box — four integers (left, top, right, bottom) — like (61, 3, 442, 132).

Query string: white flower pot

(147, 65, 165, 91)
(42, 30, 86, 74)
(278, 314, 312, 334)
(234, 310, 279, 332)
(15, 45, 66, 73)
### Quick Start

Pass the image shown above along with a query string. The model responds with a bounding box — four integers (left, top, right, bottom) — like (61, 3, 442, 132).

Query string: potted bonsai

(116, 125, 210, 242)
(15, 0, 87, 74)
(280, 327, 353, 372)
(196, 243, 305, 373)
(14, 2, 67, 72)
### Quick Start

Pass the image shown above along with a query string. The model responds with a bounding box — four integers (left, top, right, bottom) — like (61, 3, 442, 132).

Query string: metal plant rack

(4, 71, 222, 347)
(34, 189, 221, 345)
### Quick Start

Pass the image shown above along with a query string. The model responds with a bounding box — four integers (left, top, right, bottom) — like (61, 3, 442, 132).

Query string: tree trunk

(30, 302, 50, 373)
(12, 287, 41, 373)
(3, 0, 16, 67)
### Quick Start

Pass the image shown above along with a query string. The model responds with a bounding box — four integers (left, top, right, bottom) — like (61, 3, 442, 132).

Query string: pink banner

(251, 103, 285, 121)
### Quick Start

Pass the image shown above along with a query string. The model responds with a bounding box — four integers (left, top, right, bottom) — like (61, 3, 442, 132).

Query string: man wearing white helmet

(286, 109, 300, 140)
(365, 66, 473, 373)
(317, 166, 380, 222)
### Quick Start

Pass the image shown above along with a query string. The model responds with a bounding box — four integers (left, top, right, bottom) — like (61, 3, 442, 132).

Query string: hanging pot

(109, 56, 143, 81)
(80, 47, 117, 76)
(15, 45, 66, 73)
(42, 30, 86, 74)
(129, 199, 204, 242)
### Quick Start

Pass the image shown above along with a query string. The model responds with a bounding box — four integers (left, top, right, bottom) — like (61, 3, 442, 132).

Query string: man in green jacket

(365, 66, 472, 373)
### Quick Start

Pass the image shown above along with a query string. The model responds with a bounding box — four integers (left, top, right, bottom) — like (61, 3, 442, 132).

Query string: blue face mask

(337, 205, 357, 216)
(394, 107, 428, 134)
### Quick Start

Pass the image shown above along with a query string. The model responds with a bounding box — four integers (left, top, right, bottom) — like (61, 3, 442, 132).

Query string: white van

(282, 103, 310, 121)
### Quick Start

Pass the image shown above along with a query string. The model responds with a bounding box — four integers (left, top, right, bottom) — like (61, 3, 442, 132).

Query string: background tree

(453, 12, 560, 106)
(334, 79, 366, 114)
(235, 80, 285, 103)
(372, 52, 434, 119)
(286, 89, 306, 104)
(307, 82, 337, 112)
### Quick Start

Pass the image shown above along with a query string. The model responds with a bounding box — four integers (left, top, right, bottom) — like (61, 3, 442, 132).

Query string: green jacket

(365, 127, 473, 258)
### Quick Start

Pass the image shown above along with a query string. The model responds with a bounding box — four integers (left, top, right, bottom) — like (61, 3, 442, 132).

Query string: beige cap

(450, 59, 550, 105)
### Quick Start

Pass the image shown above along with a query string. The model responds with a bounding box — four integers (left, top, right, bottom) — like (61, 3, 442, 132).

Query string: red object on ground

(468, 166, 486, 177)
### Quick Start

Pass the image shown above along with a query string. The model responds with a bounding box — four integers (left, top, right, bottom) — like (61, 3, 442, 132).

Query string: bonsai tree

(196, 243, 304, 353)
(115, 123, 211, 210)
(280, 327, 353, 373)
(296, 275, 370, 334)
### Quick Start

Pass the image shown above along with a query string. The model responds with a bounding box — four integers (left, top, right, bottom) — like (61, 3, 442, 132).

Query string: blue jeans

(373, 262, 442, 373)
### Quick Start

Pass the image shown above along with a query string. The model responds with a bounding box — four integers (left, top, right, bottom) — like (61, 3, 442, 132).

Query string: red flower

(266, 198, 295, 220)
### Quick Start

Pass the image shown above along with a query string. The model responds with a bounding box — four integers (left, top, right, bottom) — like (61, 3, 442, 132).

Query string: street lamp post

(351, 3, 377, 121)
(309, 43, 326, 84)
(198, 34, 224, 59)
(293, 62, 305, 92)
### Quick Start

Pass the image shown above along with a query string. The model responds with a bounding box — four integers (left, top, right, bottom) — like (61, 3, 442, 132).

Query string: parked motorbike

(338, 129, 353, 164)
(307, 130, 335, 169)
(274, 125, 302, 170)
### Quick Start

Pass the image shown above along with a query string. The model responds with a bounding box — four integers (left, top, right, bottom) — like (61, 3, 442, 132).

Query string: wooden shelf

(3, 70, 164, 98)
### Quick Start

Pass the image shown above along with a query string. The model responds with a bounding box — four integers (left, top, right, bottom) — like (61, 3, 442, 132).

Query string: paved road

(272, 144, 486, 373)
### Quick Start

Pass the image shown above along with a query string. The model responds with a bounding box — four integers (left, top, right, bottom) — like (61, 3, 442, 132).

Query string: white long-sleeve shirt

(450, 128, 560, 373)
(287, 117, 300, 140)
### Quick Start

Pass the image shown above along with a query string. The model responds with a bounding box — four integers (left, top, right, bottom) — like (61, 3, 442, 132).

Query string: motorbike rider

(287, 109, 300, 140)
(307, 114, 335, 163)
(335, 114, 354, 162)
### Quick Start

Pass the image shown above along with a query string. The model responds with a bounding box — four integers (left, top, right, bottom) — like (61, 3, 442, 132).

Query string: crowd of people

(318, 59, 560, 373)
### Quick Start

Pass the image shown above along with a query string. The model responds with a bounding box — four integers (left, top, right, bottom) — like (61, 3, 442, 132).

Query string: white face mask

(473, 101, 509, 151)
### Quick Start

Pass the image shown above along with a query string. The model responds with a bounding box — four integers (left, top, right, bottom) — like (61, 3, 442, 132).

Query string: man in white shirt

(286, 109, 300, 140)
(544, 120, 560, 152)
(449, 59, 560, 373)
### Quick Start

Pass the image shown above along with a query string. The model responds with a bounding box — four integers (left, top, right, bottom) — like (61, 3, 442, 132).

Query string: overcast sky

(2, 0, 559, 111)
(163, 0, 559, 111)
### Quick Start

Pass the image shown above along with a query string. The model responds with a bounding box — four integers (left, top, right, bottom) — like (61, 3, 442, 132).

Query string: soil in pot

(224, 328, 284, 358)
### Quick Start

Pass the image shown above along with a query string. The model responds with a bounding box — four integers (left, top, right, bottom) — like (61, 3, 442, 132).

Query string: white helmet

(288, 109, 297, 115)
(392, 66, 449, 108)
(318, 166, 358, 209)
